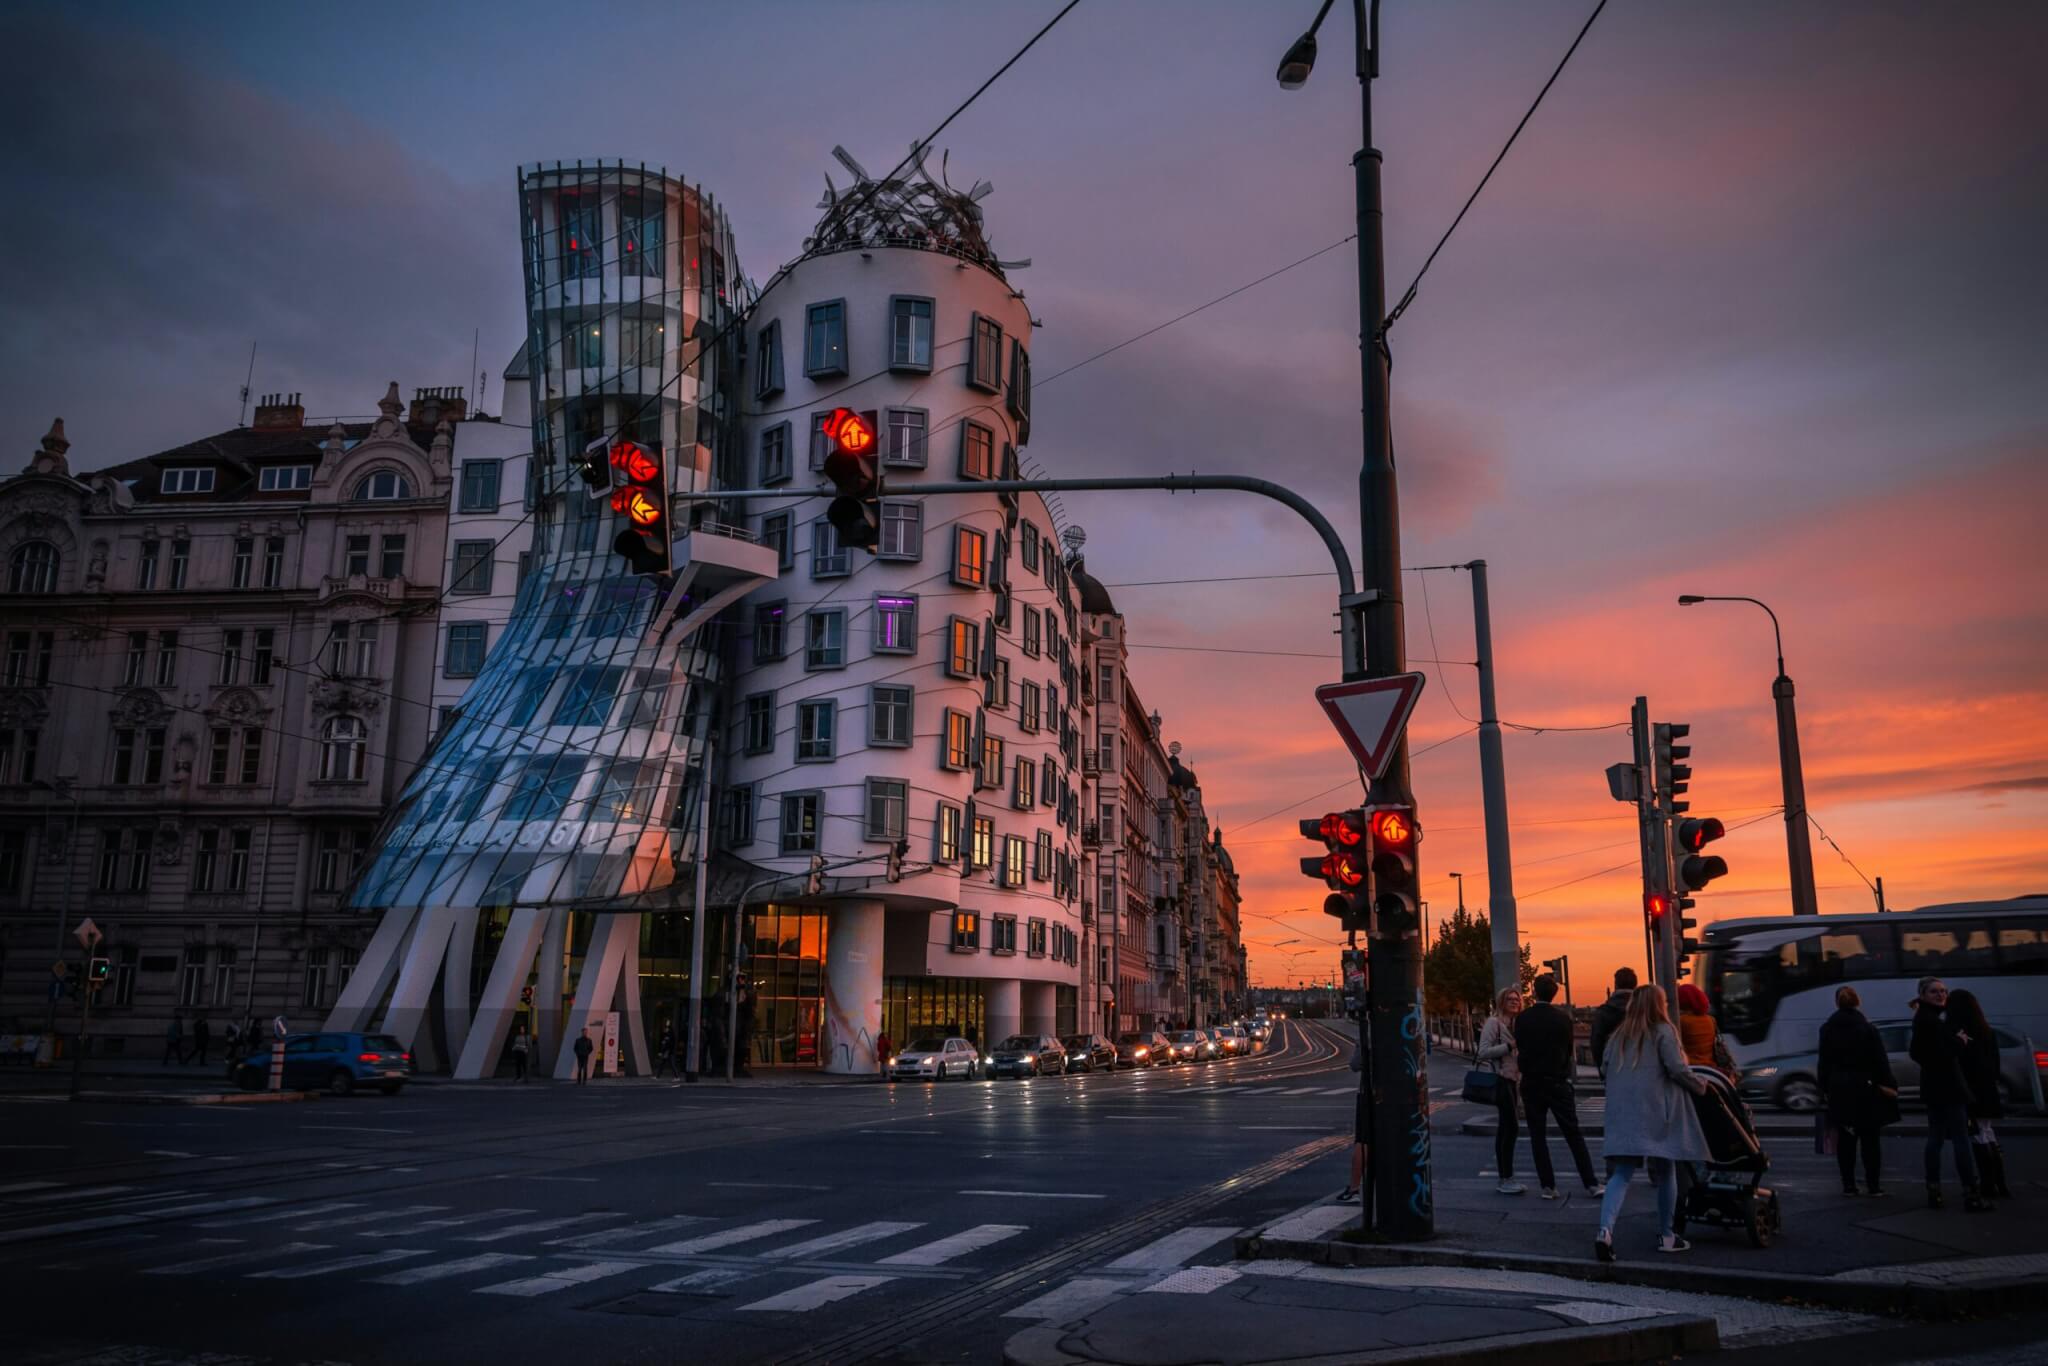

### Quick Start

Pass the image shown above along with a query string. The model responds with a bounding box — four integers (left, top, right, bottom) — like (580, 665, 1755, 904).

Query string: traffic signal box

(1300, 810, 1370, 932)
(821, 408, 881, 551)
(1671, 815, 1726, 971)
(607, 438, 672, 575)
(1367, 805, 1420, 941)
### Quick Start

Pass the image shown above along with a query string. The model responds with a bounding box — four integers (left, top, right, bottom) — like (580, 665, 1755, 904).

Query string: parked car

(1737, 1022, 2039, 1113)
(988, 1034, 1066, 1079)
(1115, 1031, 1172, 1068)
(1214, 1026, 1252, 1057)
(1168, 1029, 1219, 1063)
(1061, 1034, 1117, 1073)
(231, 1032, 410, 1095)
(888, 1036, 979, 1082)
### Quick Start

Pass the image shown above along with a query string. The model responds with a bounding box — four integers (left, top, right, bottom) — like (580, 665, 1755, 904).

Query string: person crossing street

(1514, 974, 1604, 1200)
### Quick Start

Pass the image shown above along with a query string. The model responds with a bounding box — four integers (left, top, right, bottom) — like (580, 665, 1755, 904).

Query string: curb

(67, 1088, 313, 1106)
(1458, 1118, 2048, 1139)
(1004, 1310, 1717, 1366)
(1236, 1233, 2048, 1320)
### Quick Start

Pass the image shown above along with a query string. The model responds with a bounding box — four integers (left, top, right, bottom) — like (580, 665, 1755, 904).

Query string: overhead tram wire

(1517, 807, 1781, 902)
(1806, 811, 1879, 896)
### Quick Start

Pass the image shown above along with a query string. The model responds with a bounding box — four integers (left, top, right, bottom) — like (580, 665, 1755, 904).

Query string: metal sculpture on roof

(806, 145, 1031, 278)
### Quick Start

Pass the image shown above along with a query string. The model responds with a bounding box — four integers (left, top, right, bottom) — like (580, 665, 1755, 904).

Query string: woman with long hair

(1946, 988, 2011, 1199)
(1476, 987, 1526, 1195)
(1594, 984, 1710, 1260)
(1910, 978, 1987, 1210)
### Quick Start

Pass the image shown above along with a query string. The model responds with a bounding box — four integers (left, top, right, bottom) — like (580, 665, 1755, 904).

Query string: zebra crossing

(3, 1184, 1251, 1318)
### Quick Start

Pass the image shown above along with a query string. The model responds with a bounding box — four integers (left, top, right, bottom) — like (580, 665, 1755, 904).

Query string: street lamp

(1677, 594, 1818, 916)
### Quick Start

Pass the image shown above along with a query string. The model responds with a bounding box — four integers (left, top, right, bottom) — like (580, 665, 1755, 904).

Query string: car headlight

(1134, 1048, 1147, 1057)
(984, 1056, 993, 1065)
(1751, 1066, 1778, 1079)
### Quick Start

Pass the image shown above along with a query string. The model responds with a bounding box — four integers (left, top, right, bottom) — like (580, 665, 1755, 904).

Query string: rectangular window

(135, 538, 162, 590)
(380, 534, 407, 580)
(302, 949, 331, 1008)
(743, 692, 777, 755)
(780, 792, 821, 854)
(573, 318, 603, 369)
(1097, 732, 1115, 771)
(811, 520, 849, 578)
(969, 314, 1003, 392)
(451, 540, 493, 595)
(208, 728, 231, 784)
(621, 314, 664, 365)
(979, 734, 1005, 791)
(761, 510, 793, 568)
(753, 601, 787, 664)
(1043, 758, 1059, 807)
(804, 299, 848, 377)
(251, 629, 275, 686)
(1019, 681, 1041, 733)
(808, 411, 834, 472)
(759, 422, 793, 484)
(987, 656, 1010, 710)
(952, 527, 987, 588)
(123, 631, 147, 685)
(992, 913, 1018, 952)
(951, 909, 980, 951)
(231, 538, 253, 589)
(1014, 757, 1036, 810)
(884, 407, 928, 467)
(1009, 341, 1032, 440)
(239, 727, 262, 784)
(162, 467, 215, 494)
(890, 295, 934, 371)
(960, 421, 996, 480)
(805, 608, 847, 670)
(445, 622, 487, 678)
(258, 464, 313, 492)
(865, 778, 908, 841)
(516, 550, 532, 588)
(874, 594, 917, 654)
(1098, 663, 1116, 702)
(1033, 830, 1053, 882)
(262, 536, 285, 587)
(870, 684, 913, 747)
(154, 631, 178, 686)
(795, 700, 836, 761)
(344, 534, 371, 578)
(216, 629, 242, 685)
(502, 754, 589, 822)
(942, 709, 974, 771)
(877, 500, 922, 560)
(935, 802, 963, 864)
(945, 617, 979, 678)
(459, 460, 502, 513)
(192, 828, 218, 890)
(168, 539, 189, 589)
(1021, 610, 1041, 658)
(754, 319, 785, 399)
(1021, 522, 1040, 572)
(1027, 918, 1047, 957)
(225, 828, 251, 893)
(178, 948, 207, 1006)
(722, 785, 755, 848)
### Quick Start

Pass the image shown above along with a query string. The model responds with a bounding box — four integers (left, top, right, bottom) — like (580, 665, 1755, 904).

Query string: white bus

(1697, 896, 2048, 1112)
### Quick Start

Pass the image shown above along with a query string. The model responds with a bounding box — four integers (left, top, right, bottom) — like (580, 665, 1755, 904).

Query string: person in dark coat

(1818, 985, 1898, 1195)
(190, 1015, 211, 1067)
(1908, 978, 1987, 1210)
(734, 989, 756, 1078)
(1589, 967, 1636, 1077)
(1946, 989, 2011, 1198)
(1513, 975, 1603, 1199)
(572, 1028, 595, 1084)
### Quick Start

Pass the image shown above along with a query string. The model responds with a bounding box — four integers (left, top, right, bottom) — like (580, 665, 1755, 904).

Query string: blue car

(232, 1031, 412, 1095)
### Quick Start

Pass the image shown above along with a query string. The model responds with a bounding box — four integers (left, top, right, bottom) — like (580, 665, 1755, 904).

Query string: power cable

(1806, 811, 1878, 894)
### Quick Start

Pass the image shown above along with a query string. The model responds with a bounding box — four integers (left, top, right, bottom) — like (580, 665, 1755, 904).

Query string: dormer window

(352, 469, 414, 501)
(162, 467, 215, 494)
(258, 465, 313, 492)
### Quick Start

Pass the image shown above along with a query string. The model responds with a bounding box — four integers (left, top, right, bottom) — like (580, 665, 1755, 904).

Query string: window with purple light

(875, 595, 918, 654)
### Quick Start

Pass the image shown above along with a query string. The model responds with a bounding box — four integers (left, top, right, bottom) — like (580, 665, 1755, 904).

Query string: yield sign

(1315, 673, 1427, 781)
(73, 917, 102, 950)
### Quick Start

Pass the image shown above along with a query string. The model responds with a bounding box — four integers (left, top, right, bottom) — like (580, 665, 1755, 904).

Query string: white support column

(380, 906, 465, 1051)
(440, 907, 478, 1066)
(1020, 980, 1057, 1038)
(821, 900, 884, 1075)
(552, 912, 649, 1079)
(323, 906, 419, 1033)
(983, 977, 1020, 1054)
(535, 909, 567, 1069)
(452, 906, 550, 1081)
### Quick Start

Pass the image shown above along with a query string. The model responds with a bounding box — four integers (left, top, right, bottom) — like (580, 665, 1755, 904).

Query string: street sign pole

(67, 919, 101, 1099)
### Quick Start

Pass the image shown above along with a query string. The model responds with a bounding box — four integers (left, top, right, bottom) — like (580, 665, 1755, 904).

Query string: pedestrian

(1340, 1015, 1373, 1203)
(1674, 984, 1735, 1077)
(1594, 984, 1711, 1260)
(653, 1020, 675, 1078)
(875, 1028, 893, 1081)
(1909, 978, 1988, 1210)
(224, 1019, 241, 1059)
(191, 1014, 211, 1067)
(1590, 967, 1636, 1077)
(1818, 985, 1897, 1196)
(1514, 974, 1604, 1200)
(510, 1025, 531, 1082)
(707, 995, 728, 1076)
(1947, 988, 2011, 1200)
(163, 1013, 184, 1066)
(1476, 987, 1526, 1195)
(573, 1027, 594, 1085)
(734, 989, 756, 1078)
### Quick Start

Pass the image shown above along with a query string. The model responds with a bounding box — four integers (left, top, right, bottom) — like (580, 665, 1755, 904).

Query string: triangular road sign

(1315, 673, 1428, 781)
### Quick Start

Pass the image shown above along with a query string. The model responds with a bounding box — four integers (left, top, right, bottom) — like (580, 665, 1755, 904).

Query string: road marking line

(369, 1252, 534, 1285)
(10, 1184, 133, 1203)
(550, 1215, 708, 1249)
(651, 1266, 754, 1295)
(757, 1221, 922, 1262)
(459, 1212, 623, 1243)
(958, 1189, 1104, 1200)
(142, 1150, 200, 1159)
(131, 1197, 275, 1221)
(147, 1241, 330, 1275)
(297, 1205, 448, 1232)
(365, 1208, 536, 1238)
(0, 1214, 144, 1243)
(249, 1248, 428, 1279)
(1004, 1276, 1129, 1320)
(879, 1223, 1027, 1266)
(1105, 1226, 1239, 1272)
(202, 1201, 357, 1228)
(475, 1259, 640, 1297)
(300, 1125, 412, 1134)
(736, 1272, 897, 1312)
(647, 1218, 817, 1255)
(707, 1181, 830, 1191)
(0, 1180, 60, 1195)
(1321, 1086, 1356, 1095)
(1239, 1125, 1334, 1131)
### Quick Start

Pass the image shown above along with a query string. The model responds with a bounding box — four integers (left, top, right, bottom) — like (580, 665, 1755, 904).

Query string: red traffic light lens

(610, 441, 660, 484)
(1679, 817, 1726, 851)
(1644, 891, 1669, 918)
(1319, 812, 1363, 846)
(1369, 810, 1412, 847)
(1322, 852, 1366, 888)
(827, 407, 876, 455)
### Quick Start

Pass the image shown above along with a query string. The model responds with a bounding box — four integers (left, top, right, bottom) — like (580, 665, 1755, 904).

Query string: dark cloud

(1954, 776, 2048, 796)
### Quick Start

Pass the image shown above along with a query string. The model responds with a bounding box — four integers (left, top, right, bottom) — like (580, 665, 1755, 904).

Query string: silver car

(888, 1036, 979, 1082)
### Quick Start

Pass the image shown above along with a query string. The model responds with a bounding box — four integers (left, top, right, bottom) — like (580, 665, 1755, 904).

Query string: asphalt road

(4, 1018, 1372, 1365)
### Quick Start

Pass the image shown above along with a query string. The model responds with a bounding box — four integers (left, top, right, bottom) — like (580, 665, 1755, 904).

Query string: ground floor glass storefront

(882, 977, 989, 1052)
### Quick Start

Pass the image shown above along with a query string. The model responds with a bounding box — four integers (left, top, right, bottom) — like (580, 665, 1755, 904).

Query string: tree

(1422, 905, 1534, 1017)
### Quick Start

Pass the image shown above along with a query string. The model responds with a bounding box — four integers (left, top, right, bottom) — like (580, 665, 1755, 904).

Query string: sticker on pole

(1315, 673, 1427, 781)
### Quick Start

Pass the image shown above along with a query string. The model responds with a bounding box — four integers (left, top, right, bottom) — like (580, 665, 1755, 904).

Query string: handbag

(1813, 1111, 1839, 1156)
(1461, 1066, 1500, 1105)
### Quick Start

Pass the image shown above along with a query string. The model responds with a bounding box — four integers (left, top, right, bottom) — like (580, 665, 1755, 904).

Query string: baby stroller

(1674, 1065, 1781, 1247)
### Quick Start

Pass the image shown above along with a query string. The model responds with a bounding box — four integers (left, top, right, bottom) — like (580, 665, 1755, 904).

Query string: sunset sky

(6, 1, 2043, 990)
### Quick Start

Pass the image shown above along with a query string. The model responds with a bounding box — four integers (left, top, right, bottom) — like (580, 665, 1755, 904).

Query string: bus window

(1898, 921, 1998, 977)
(1995, 917, 2048, 974)
(1817, 927, 1897, 981)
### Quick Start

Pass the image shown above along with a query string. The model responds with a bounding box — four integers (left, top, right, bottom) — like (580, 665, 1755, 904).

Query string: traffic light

(577, 433, 613, 494)
(607, 437, 672, 574)
(87, 957, 110, 992)
(1298, 810, 1370, 931)
(1644, 890, 1670, 922)
(805, 854, 827, 897)
(886, 838, 908, 883)
(1367, 804, 1420, 940)
(1652, 722, 1691, 814)
(1674, 816, 1727, 893)
(821, 408, 881, 551)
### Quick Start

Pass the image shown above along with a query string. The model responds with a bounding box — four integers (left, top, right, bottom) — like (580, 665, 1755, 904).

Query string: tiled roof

(86, 422, 441, 504)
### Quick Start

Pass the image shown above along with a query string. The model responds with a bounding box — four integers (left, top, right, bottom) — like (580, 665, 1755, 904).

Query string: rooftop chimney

(408, 386, 469, 426)
(252, 392, 305, 430)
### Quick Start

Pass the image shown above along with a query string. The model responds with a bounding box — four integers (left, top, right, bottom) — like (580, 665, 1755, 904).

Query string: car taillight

(2035, 1051, 2048, 1071)
(359, 1053, 381, 1062)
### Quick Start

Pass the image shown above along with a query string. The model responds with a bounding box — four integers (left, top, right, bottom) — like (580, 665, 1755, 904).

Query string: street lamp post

(1677, 595, 1818, 916)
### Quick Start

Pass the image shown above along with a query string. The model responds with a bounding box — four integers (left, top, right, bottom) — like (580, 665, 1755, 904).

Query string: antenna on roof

(237, 342, 257, 427)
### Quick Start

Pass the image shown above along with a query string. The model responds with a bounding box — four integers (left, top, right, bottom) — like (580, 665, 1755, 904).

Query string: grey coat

(1600, 1023, 1709, 1161)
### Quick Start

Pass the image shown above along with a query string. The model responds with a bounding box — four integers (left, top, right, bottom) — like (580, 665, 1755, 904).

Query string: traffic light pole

(1468, 561, 1520, 1005)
